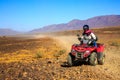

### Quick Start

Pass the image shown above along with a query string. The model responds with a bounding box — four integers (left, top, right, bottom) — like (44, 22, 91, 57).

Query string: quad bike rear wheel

(89, 52, 98, 66)
(97, 53, 105, 65)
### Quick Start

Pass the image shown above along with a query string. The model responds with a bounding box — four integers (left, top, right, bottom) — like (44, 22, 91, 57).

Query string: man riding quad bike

(67, 25, 105, 66)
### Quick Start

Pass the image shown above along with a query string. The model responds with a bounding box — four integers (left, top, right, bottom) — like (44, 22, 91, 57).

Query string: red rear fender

(97, 44, 104, 53)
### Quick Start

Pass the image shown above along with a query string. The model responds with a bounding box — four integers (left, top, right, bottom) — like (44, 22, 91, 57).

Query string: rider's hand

(78, 38, 81, 41)
(88, 40, 92, 44)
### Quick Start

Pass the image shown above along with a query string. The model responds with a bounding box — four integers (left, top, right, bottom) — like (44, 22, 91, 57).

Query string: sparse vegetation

(35, 52, 43, 58)
(54, 49, 66, 57)
(0, 37, 62, 63)
(110, 42, 120, 47)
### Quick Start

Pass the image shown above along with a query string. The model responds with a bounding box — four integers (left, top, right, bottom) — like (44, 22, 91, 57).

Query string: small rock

(104, 68, 108, 71)
(23, 72, 27, 77)
(47, 61, 52, 64)
(51, 72, 55, 75)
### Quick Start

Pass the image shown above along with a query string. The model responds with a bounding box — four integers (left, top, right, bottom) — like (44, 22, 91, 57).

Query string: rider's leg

(93, 41, 97, 47)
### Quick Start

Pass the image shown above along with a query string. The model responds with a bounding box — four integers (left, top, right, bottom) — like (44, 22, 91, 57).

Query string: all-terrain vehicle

(67, 35, 105, 66)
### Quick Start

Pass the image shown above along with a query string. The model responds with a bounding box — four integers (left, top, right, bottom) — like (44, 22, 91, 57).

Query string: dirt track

(52, 35, 120, 80)
(0, 34, 120, 80)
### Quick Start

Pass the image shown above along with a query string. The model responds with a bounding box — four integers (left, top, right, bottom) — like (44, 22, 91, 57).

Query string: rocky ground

(0, 32, 120, 80)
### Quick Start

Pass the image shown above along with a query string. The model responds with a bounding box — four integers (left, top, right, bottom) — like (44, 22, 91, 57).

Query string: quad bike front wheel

(89, 52, 98, 66)
(67, 53, 75, 66)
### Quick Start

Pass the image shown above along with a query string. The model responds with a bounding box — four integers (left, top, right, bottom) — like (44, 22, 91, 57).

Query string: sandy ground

(52, 35, 120, 80)
(0, 34, 120, 80)
(31, 34, 120, 80)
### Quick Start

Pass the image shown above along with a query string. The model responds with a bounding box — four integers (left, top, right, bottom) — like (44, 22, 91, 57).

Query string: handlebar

(77, 34, 80, 37)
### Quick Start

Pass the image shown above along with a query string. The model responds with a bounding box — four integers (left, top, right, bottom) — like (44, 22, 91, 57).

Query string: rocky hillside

(30, 15, 120, 33)
(0, 29, 20, 36)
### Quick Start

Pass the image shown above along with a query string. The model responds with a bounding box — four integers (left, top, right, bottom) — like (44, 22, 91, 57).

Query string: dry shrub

(110, 42, 120, 47)
(34, 52, 43, 58)
(108, 39, 120, 47)
(54, 49, 66, 57)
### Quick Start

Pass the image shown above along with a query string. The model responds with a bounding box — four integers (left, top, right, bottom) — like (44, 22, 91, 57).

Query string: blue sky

(0, 0, 120, 32)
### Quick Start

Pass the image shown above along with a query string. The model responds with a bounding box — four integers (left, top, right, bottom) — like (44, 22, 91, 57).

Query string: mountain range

(0, 29, 20, 36)
(30, 15, 120, 33)
(0, 15, 120, 35)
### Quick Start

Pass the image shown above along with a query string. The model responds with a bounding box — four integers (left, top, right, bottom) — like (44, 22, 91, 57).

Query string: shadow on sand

(61, 61, 89, 67)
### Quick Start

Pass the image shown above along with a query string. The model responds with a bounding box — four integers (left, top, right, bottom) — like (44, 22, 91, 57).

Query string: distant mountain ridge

(0, 29, 20, 36)
(1, 15, 120, 36)
(30, 15, 120, 33)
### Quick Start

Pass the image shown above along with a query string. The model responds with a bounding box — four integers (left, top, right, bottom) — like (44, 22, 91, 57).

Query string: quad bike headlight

(84, 50, 90, 57)
(85, 50, 90, 53)
(71, 50, 76, 56)
(71, 49, 75, 52)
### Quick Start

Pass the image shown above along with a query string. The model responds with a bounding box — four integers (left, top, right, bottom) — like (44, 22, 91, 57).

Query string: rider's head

(83, 25, 89, 31)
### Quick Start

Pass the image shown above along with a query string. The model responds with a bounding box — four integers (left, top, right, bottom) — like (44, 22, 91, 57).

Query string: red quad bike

(67, 35, 105, 66)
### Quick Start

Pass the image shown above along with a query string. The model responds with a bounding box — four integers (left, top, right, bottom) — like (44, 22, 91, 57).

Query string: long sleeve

(80, 36, 84, 41)
(90, 33, 96, 40)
